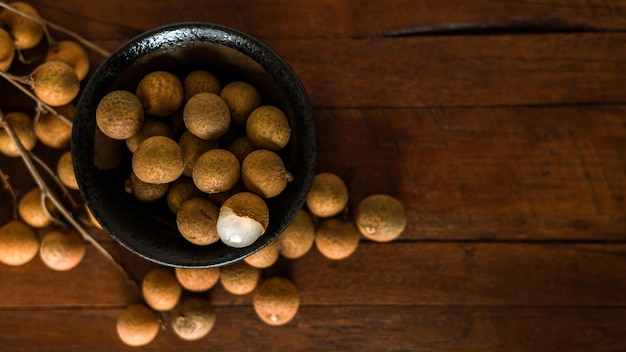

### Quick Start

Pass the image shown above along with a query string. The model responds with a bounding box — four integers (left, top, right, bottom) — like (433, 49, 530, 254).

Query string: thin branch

(0, 108, 140, 293)
(29, 151, 79, 211)
(0, 168, 17, 220)
(0, 1, 110, 57)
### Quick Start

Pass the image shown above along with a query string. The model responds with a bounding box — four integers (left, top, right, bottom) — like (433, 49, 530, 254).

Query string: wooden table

(1, 1, 626, 350)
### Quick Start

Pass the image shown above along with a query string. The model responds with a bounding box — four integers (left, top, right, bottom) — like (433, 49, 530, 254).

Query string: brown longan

(0, 27, 15, 72)
(220, 81, 262, 125)
(178, 130, 218, 177)
(45, 40, 90, 81)
(279, 210, 316, 259)
(354, 194, 407, 242)
(166, 176, 204, 214)
(0, 111, 37, 157)
(57, 150, 78, 190)
(125, 118, 173, 154)
(306, 173, 349, 218)
(176, 198, 220, 246)
(174, 267, 220, 292)
(125, 171, 170, 202)
(183, 69, 221, 101)
(219, 260, 260, 295)
(246, 105, 291, 151)
(116, 304, 160, 347)
(39, 228, 86, 271)
(241, 149, 293, 198)
(142, 268, 182, 312)
(34, 103, 75, 149)
(171, 297, 216, 341)
(32, 61, 80, 107)
(183, 92, 230, 140)
(192, 149, 240, 194)
(96, 90, 145, 140)
(18, 187, 57, 228)
(315, 218, 360, 260)
(132, 136, 184, 184)
(253, 277, 300, 326)
(135, 70, 184, 117)
(244, 239, 279, 268)
(0, 219, 39, 266)
(4, 2, 44, 50)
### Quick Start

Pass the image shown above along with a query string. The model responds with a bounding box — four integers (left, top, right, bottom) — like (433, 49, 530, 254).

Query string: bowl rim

(72, 22, 317, 268)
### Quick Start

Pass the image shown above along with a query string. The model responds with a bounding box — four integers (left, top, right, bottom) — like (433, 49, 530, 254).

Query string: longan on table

(18, 187, 57, 228)
(171, 297, 216, 341)
(46, 40, 90, 81)
(0, 27, 15, 72)
(253, 277, 300, 326)
(57, 150, 79, 190)
(39, 228, 86, 271)
(306, 172, 349, 218)
(0, 219, 39, 266)
(3, 1, 44, 50)
(142, 268, 182, 312)
(354, 194, 407, 242)
(219, 260, 261, 295)
(31, 61, 80, 107)
(116, 303, 160, 347)
(279, 210, 316, 259)
(174, 267, 220, 292)
(315, 218, 360, 261)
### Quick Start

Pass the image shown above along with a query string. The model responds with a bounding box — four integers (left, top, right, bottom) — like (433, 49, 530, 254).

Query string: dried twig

(0, 168, 17, 220)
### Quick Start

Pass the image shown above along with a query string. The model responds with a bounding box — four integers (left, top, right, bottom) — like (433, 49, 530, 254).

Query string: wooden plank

(27, 0, 626, 40)
(2, 242, 626, 308)
(0, 305, 625, 351)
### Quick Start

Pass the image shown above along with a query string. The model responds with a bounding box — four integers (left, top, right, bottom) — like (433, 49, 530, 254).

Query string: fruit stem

(0, 1, 110, 57)
(0, 71, 73, 126)
(0, 108, 142, 295)
(29, 151, 79, 211)
(0, 168, 17, 220)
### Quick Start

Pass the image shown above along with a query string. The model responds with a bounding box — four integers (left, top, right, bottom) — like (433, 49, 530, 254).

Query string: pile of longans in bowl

(0, 1, 408, 347)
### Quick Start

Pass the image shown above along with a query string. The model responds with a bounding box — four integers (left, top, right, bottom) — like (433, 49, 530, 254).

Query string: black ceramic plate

(72, 22, 317, 268)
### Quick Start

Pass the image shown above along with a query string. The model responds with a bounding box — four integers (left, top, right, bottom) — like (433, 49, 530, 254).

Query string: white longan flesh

(217, 192, 269, 248)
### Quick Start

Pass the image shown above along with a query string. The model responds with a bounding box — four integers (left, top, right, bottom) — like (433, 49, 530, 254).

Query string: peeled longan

(176, 198, 220, 246)
(315, 218, 360, 260)
(219, 260, 260, 295)
(0, 111, 37, 157)
(34, 103, 74, 149)
(4, 2, 44, 50)
(39, 228, 86, 271)
(57, 150, 78, 190)
(46, 40, 90, 81)
(32, 61, 80, 107)
(142, 268, 182, 312)
(306, 173, 349, 218)
(244, 239, 279, 268)
(125, 171, 169, 202)
(132, 136, 184, 184)
(166, 176, 204, 214)
(279, 210, 315, 259)
(217, 192, 269, 248)
(0, 27, 15, 72)
(125, 118, 173, 153)
(241, 149, 293, 198)
(178, 130, 218, 177)
(171, 297, 216, 341)
(184, 69, 221, 101)
(192, 149, 240, 194)
(246, 105, 291, 151)
(96, 90, 144, 140)
(174, 267, 220, 292)
(220, 81, 262, 125)
(0, 219, 39, 266)
(354, 194, 407, 242)
(135, 70, 184, 117)
(18, 187, 56, 228)
(116, 304, 160, 347)
(253, 277, 299, 326)
(183, 92, 230, 140)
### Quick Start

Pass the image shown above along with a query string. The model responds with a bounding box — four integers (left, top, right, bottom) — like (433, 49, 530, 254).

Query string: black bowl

(72, 23, 317, 268)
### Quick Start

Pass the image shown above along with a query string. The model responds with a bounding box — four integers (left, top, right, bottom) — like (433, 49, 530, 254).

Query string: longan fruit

(84, 204, 102, 230)
(132, 135, 184, 184)
(220, 81, 262, 125)
(135, 70, 184, 117)
(246, 105, 291, 151)
(228, 135, 256, 162)
(192, 149, 240, 194)
(96, 90, 145, 140)
(46, 40, 90, 81)
(18, 187, 56, 228)
(354, 194, 407, 242)
(166, 176, 204, 214)
(32, 61, 80, 107)
(244, 238, 279, 269)
(4, 2, 44, 50)
(34, 103, 75, 149)
(306, 173, 349, 218)
(116, 304, 160, 347)
(94, 127, 124, 170)
(57, 150, 78, 190)
(217, 192, 269, 248)
(241, 149, 293, 198)
(219, 260, 261, 295)
(183, 69, 221, 102)
(315, 218, 360, 260)
(39, 228, 86, 271)
(183, 92, 230, 140)
(0, 111, 37, 157)
(253, 277, 299, 326)
(0, 27, 15, 72)
(0, 219, 39, 266)
(171, 297, 216, 341)
(176, 198, 220, 246)
(178, 130, 218, 177)
(279, 210, 316, 259)
(174, 267, 220, 292)
(125, 118, 173, 153)
(125, 171, 169, 202)
(142, 268, 182, 312)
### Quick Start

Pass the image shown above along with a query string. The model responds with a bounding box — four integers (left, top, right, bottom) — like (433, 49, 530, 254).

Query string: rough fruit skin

(39, 229, 86, 271)
(220, 260, 261, 295)
(18, 187, 56, 228)
(246, 105, 291, 151)
(220, 81, 262, 125)
(192, 149, 240, 194)
(176, 198, 220, 246)
(116, 304, 160, 347)
(132, 136, 184, 184)
(166, 176, 204, 214)
(126, 171, 169, 202)
(241, 149, 293, 198)
(34, 103, 75, 149)
(315, 218, 360, 260)
(184, 69, 221, 101)
(96, 90, 145, 140)
(135, 70, 184, 117)
(178, 130, 218, 177)
(174, 267, 220, 292)
(0, 28, 15, 72)
(253, 277, 300, 326)
(125, 119, 173, 154)
(244, 239, 279, 268)
(306, 173, 349, 218)
(57, 151, 79, 190)
(0, 219, 39, 266)
(45, 40, 90, 81)
(354, 194, 407, 242)
(171, 297, 216, 341)
(142, 268, 182, 312)
(32, 61, 80, 107)
(0, 111, 37, 157)
(183, 92, 231, 140)
(5, 2, 44, 50)
(279, 210, 316, 259)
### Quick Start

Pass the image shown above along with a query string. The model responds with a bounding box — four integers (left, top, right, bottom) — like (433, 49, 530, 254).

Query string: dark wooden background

(1, 0, 626, 351)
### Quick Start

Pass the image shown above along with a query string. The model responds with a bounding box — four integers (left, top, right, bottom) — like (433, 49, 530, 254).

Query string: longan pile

(96, 69, 294, 249)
